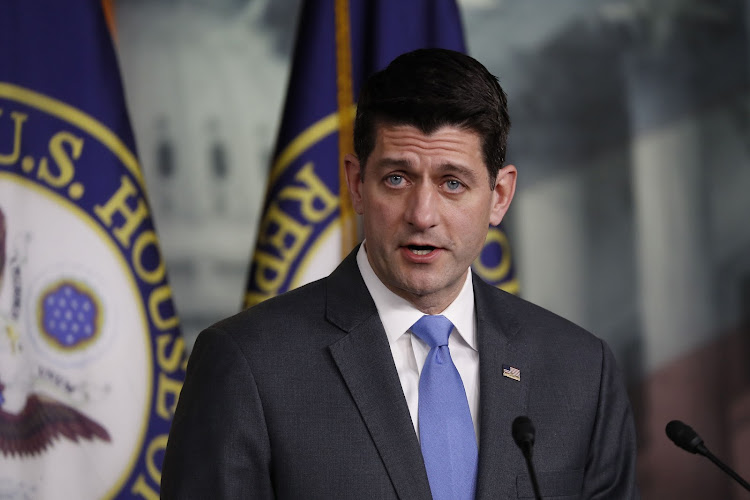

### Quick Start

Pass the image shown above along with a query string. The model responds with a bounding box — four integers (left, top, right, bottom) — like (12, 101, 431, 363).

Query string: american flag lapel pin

(502, 364, 521, 382)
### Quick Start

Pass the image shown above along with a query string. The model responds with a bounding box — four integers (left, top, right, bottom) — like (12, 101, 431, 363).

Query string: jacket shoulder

(203, 277, 330, 344)
(473, 275, 602, 350)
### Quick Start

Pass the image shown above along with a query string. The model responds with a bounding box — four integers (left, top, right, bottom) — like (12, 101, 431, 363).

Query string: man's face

(345, 123, 516, 313)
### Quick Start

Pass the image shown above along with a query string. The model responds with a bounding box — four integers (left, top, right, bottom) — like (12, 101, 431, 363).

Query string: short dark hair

(353, 48, 510, 188)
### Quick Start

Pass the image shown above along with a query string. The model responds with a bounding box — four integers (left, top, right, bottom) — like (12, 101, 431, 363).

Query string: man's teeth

(409, 247, 433, 255)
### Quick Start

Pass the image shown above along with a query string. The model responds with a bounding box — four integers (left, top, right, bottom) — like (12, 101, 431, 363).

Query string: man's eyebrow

(372, 157, 412, 170)
(438, 163, 481, 183)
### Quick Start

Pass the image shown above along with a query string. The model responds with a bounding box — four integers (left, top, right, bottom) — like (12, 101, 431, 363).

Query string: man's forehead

(373, 123, 482, 152)
(373, 120, 480, 138)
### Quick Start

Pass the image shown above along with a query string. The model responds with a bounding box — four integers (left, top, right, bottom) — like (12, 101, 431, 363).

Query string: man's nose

(404, 182, 439, 230)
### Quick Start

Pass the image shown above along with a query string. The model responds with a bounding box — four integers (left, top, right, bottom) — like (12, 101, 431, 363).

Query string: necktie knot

(410, 314, 454, 348)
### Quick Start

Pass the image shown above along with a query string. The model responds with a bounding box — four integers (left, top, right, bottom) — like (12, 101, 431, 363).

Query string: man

(162, 49, 639, 499)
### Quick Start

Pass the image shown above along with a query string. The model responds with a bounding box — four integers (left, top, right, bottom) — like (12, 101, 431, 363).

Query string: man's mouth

(407, 245, 436, 255)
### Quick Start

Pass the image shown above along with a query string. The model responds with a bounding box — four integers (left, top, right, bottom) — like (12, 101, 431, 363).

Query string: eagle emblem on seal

(0, 207, 110, 457)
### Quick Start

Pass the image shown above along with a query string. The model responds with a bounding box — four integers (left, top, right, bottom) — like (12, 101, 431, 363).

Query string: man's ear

(489, 164, 517, 226)
(344, 153, 365, 215)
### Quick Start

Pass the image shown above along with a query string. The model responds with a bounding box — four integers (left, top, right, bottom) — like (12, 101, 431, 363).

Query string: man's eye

(445, 179, 463, 191)
(386, 175, 403, 186)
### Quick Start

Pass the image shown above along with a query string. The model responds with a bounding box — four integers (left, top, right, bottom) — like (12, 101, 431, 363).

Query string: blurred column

(516, 169, 589, 328)
(625, 47, 714, 373)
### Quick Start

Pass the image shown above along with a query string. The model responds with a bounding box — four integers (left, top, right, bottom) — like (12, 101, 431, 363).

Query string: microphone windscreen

(666, 420, 703, 454)
(512, 416, 536, 448)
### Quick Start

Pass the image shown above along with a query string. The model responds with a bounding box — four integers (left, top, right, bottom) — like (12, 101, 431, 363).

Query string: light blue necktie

(411, 314, 478, 500)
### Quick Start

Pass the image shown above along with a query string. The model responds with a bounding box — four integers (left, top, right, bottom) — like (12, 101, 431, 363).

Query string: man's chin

(394, 276, 452, 300)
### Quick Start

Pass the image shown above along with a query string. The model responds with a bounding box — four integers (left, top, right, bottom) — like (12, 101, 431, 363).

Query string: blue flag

(0, 2, 185, 498)
(244, 0, 517, 308)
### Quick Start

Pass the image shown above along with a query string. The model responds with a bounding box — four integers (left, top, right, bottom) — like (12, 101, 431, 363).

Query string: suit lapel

(326, 249, 432, 500)
(473, 275, 530, 500)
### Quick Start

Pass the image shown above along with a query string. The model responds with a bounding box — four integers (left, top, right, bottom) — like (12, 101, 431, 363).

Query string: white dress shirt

(356, 243, 480, 440)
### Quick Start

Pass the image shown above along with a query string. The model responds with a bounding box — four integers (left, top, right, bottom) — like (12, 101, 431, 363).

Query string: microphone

(665, 420, 707, 454)
(665, 420, 750, 493)
(512, 416, 542, 500)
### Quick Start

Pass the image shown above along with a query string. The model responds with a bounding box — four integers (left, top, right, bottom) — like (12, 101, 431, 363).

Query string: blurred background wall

(114, 0, 750, 497)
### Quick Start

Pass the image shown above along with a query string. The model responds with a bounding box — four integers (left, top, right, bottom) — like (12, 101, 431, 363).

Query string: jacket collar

(473, 275, 530, 499)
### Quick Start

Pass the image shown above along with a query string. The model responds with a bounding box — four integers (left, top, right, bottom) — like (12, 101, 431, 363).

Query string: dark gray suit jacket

(161, 249, 638, 499)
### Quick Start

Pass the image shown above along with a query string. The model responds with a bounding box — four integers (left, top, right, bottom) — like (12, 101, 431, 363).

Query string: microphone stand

(701, 447, 750, 492)
(521, 448, 543, 500)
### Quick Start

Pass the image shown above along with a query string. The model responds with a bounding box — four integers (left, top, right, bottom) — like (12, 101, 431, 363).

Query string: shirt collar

(356, 242, 477, 350)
